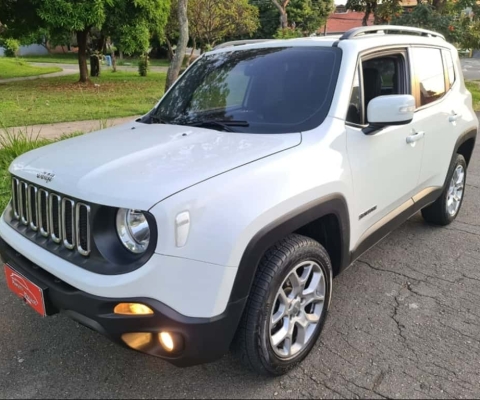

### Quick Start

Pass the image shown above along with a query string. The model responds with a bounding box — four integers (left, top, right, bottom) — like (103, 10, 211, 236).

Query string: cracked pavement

(1, 139, 480, 399)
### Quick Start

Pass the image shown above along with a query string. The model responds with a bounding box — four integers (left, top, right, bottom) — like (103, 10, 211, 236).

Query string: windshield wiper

(185, 119, 250, 132)
(150, 115, 168, 124)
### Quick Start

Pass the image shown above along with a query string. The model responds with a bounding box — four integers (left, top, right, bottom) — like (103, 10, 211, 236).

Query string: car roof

(209, 27, 456, 56)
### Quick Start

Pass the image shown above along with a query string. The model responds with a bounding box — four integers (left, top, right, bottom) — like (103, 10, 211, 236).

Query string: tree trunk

(97, 34, 107, 53)
(166, 37, 174, 61)
(111, 50, 117, 72)
(272, 0, 290, 29)
(165, 0, 189, 91)
(279, 10, 288, 29)
(363, 3, 371, 26)
(119, 49, 124, 60)
(187, 37, 196, 66)
(76, 30, 89, 83)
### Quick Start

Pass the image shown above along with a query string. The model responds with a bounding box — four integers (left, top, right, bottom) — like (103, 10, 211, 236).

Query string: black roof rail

(213, 39, 276, 50)
(339, 25, 445, 41)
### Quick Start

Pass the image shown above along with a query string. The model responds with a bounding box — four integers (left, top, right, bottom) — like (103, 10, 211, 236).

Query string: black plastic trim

(362, 118, 413, 135)
(0, 237, 246, 367)
(229, 194, 350, 303)
(350, 189, 442, 263)
(450, 128, 477, 170)
(5, 176, 158, 275)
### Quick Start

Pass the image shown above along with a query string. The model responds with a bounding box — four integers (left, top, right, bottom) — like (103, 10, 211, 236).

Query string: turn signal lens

(121, 332, 153, 350)
(114, 303, 154, 315)
(159, 332, 175, 352)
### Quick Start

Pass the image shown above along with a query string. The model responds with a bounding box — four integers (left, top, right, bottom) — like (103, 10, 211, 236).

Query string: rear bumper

(0, 237, 247, 367)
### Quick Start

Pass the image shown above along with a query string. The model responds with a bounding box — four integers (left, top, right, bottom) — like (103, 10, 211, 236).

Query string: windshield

(150, 46, 342, 134)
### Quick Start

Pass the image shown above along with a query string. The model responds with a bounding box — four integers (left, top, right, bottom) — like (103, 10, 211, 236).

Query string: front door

(345, 49, 425, 246)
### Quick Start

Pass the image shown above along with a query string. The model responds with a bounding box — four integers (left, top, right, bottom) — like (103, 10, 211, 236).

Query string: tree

(347, 0, 404, 25)
(345, 0, 377, 26)
(0, 0, 44, 39)
(287, 0, 334, 35)
(392, 2, 480, 44)
(1, 0, 171, 83)
(102, 0, 171, 56)
(165, 0, 181, 61)
(271, 0, 291, 29)
(165, 0, 188, 90)
(189, 0, 259, 50)
(253, 0, 333, 38)
(36, 0, 108, 83)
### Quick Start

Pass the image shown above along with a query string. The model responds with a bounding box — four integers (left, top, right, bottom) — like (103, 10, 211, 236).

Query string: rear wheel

(422, 154, 467, 225)
(232, 234, 332, 376)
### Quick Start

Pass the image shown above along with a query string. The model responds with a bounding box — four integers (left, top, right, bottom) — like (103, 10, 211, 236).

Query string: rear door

(411, 47, 465, 189)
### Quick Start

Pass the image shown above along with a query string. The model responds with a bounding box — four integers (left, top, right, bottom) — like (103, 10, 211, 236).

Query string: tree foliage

(345, 0, 402, 25)
(0, 0, 45, 39)
(252, 0, 333, 38)
(288, 0, 334, 34)
(0, 0, 171, 82)
(102, 0, 171, 55)
(392, 1, 480, 47)
(188, 0, 259, 48)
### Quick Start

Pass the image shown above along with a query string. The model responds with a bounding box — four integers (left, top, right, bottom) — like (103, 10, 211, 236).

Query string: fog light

(114, 303, 154, 315)
(121, 332, 153, 350)
(159, 332, 175, 352)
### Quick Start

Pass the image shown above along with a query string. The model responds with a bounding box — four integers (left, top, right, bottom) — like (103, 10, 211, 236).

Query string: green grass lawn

(0, 58, 62, 80)
(0, 130, 52, 210)
(21, 53, 171, 67)
(0, 71, 166, 127)
(0, 130, 83, 209)
(466, 81, 480, 111)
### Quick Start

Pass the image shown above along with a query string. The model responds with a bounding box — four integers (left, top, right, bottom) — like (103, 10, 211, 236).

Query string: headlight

(116, 209, 151, 254)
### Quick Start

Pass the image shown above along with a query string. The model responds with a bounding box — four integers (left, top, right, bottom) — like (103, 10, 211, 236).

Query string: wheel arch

(228, 194, 350, 304)
(454, 128, 477, 168)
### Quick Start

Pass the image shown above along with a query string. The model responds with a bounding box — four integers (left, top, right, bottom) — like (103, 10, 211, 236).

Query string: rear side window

(411, 47, 446, 107)
(442, 49, 456, 90)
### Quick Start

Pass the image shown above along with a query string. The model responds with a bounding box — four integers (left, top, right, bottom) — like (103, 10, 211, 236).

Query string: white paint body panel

(1, 33, 478, 318)
(9, 123, 301, 211)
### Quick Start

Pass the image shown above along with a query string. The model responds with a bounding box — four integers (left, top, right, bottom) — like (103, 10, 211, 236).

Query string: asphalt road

(461, 58, 480, 81)
(1, 138, 480, 399)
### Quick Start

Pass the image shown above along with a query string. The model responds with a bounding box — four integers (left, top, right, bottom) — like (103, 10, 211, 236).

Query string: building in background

(318, 7, 374, 36)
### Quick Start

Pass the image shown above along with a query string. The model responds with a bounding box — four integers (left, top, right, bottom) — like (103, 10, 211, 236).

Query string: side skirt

(349, 187, 442, 264)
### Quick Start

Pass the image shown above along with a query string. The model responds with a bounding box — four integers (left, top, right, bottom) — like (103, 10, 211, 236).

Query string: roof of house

(320, 11, 374, 34)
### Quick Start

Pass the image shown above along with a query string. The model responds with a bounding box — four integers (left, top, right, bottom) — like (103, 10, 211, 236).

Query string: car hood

(10, 121, 301, 210)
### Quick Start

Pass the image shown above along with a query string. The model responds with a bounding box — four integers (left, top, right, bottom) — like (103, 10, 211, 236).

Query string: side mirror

(365, 94, 415, 134)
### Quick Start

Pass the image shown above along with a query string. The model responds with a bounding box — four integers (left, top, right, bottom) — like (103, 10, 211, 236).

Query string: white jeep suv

(1, 26, 477, 376)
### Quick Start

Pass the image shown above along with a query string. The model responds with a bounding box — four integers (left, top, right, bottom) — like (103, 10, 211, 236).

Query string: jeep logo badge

(36, 171, 55, 183)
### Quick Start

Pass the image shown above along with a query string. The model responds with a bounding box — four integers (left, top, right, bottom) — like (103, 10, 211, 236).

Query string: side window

(442, 49, 456, 90)
(346, 52, 407, 125)
(346, 66, 362, 124)
(411, 47, 446, 107)
(363, 58, 398, 95)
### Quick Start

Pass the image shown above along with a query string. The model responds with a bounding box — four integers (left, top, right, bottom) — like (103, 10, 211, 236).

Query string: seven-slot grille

(11, 177, 91, 256)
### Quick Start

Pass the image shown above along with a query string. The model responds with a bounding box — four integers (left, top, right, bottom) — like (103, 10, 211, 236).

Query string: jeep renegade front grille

(11, 177, 91, 256)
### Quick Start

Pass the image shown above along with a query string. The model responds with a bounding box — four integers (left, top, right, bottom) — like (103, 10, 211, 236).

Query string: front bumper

(0, 237, 247, 367)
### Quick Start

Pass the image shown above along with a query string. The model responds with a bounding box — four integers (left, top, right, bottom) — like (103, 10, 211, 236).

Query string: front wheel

(232, 234, 332, 376)
(422, 154, 467, 225)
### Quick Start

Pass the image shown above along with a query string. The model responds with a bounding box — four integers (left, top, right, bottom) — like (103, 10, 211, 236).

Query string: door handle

(406, 131, 425, 144)
(448, 113, 462, 122)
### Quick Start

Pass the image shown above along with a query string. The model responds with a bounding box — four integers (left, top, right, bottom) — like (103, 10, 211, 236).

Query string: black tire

(232, 234, 332, 376)
(421, 153, 467, 226)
